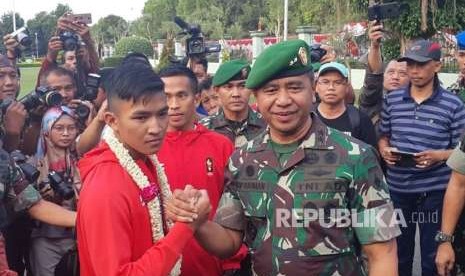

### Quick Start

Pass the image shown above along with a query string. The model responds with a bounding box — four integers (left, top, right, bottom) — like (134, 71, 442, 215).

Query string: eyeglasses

(51, 125, 78, 134)
(317, 79, 346, 87)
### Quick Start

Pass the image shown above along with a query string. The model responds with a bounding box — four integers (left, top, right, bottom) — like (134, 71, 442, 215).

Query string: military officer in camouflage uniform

(169, 40, 401, 276)
(0, 56, 76, 273)
(435, 135, 465, 276)
(200, 59, 266, 148)
(448, 31, 465, 103)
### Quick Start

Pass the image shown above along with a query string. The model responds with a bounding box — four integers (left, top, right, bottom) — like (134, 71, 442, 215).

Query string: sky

(1, 0, 147, 24)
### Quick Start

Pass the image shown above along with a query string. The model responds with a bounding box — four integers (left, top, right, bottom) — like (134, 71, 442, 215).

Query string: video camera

(368, 1, 409, 21)
(0, 86, 62, 114)
(74, 73, 101, 121)
(173, 16, 221, 60)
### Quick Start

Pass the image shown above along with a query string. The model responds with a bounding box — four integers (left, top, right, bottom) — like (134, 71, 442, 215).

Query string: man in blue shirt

(379, 39, 465, 276)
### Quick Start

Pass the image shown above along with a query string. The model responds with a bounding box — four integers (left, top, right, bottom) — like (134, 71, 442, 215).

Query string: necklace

(103, 128, 181, 275)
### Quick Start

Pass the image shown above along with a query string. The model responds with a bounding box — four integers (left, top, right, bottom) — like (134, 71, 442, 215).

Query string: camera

(60, 31, 79, 51)
(310, 44, 327, 63)
(74, 73, 101, 121)
(9, 26, 32, 48)
(368, 2, 409, 21)
(10, 150, 39, 183)
(48, 171, 75, 200)
(173, 16, 221, 59)
(0, 86, 63, 113)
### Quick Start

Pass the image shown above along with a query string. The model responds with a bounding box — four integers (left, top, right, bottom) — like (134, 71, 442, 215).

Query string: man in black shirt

(315, 62, 377, 149)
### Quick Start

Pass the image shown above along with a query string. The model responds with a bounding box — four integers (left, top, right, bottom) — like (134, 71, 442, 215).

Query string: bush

(16, 62, 42, 68)
(114, 36, 154, 58)
(102, 56, 124, 67)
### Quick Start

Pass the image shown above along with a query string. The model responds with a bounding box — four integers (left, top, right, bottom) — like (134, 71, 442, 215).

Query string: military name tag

(295, 180, 348, 193)
(235, 181, 268, 192)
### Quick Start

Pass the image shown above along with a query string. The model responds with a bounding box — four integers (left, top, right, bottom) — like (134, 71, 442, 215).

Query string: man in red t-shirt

(158, 66, 247, 275)
(77, 63, 211, 276)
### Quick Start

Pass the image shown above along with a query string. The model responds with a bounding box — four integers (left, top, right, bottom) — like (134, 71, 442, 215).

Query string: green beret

(212, 59, 250, 87)
(246, 39, 313, 89)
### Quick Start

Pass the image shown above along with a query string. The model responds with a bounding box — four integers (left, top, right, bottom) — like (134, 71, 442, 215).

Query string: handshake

(165, 185, 212, 231)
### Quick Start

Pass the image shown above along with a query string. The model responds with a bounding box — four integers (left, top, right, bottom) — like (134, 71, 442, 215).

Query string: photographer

(358, 21, 409, 131)
(75, 67, 113, 155)
(28, 106, 80, 276)
(36, 14, 99, 96)
(0, 55, 27, 153)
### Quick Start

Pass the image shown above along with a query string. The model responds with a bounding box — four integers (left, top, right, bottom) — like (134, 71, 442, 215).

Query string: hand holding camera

(368, 21, 384, 49)
(46, 36, 63, 63)
(2, 34, 19, 59)
(3, 101, 27, 136)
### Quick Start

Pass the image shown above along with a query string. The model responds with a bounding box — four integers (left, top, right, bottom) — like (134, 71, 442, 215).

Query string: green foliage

(25, 4, 72, 57)
(382, 38, 402, 62)
(91, 15, 128, 46)
(0, 13, 26, 53)
(157, 37, 175, 71)
(114, 36, 154, 58)
(16, 62, 42, 68)
(102, 56, 124, 67)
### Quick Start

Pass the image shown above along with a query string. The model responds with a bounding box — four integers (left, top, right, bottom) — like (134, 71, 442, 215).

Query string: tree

(91, 15, 128, 57)
(0, 13, 25, 53)
(114, 36, 154, 58)
(25, 4, 73, 57)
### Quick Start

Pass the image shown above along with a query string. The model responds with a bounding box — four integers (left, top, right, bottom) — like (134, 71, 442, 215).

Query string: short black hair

(98, 67, 114, 92)
(40, 67, 76, 87)
(106, 63, 164, 111)
(192, 57, 208, 71)
(198, 77, 212, 92)
(159, 65, 198, 94)
(121, 52, 151, 68)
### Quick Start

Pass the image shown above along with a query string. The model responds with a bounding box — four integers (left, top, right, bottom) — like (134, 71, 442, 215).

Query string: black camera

(310, 44, 327, 63)
(174, 16, 221, 58)
(368, 2, 409, 21)
(48, 171, 75, 200)
(60, 31, 79, 51)
(0, 86, 62, 113)
(10, 150, 39, 183)
(74, 73, 101, 120)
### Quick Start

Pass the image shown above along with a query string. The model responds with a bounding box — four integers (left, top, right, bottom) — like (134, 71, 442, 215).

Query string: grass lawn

(19, 67, 40, 98)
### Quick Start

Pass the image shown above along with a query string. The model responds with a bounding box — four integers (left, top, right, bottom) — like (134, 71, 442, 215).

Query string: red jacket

(158, 123, 236, 276)
(77, 142, 194, 276)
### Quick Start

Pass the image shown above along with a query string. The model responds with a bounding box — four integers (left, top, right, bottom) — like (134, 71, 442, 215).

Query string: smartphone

(68, 13, 92, 25)
(391, 149, 417, 167)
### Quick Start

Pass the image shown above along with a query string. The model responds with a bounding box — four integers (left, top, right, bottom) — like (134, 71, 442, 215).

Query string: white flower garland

(103, 128, 181, 276)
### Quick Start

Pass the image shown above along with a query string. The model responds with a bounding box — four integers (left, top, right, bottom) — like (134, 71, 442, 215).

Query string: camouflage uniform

(0, 147, 41, 229)
(446, 139, 465, 275)
(199, 108, 266, 148)
(448, 78, 465, 104)
(215, 114, 401, 276)
(448, 78, 465, 275)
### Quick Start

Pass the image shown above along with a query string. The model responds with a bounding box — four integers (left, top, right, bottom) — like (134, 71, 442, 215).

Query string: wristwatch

(435, 231, 454, 243)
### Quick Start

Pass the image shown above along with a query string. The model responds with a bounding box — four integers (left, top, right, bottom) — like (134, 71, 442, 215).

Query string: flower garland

(103, 128, 181, 276)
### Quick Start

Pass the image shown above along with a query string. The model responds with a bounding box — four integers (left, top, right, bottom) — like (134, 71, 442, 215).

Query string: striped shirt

(379, 85, 465, 193)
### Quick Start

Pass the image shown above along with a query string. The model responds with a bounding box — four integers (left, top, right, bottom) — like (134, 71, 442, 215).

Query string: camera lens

(75, 104, 90, 119)
(44, 91, 63, 106)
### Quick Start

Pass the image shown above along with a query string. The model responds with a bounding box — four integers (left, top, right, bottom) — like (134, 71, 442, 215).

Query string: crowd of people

(1, 13, 465, 276)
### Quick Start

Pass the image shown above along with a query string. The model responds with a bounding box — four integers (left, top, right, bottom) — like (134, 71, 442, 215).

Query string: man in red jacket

(77, 63, 211, 276)
(158, 66, 247, 275)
